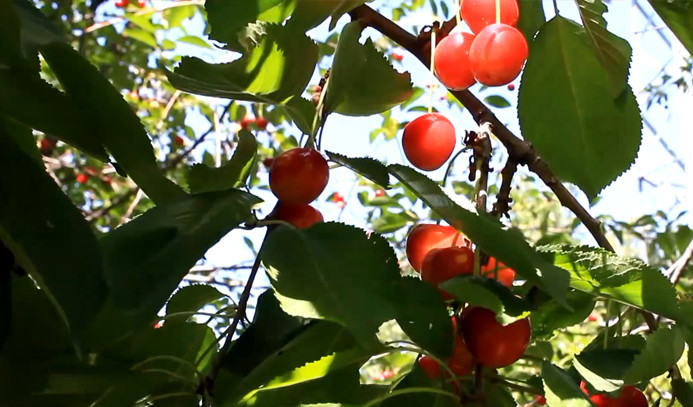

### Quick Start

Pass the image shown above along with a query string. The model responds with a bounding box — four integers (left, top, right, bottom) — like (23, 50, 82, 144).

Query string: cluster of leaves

(2, 0, 693, 406)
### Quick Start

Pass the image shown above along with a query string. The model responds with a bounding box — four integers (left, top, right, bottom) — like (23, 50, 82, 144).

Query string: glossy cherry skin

(481, 257, 515, 287)
(590, 386, 648, 407)
(421, 246, 475, 299)
(418, 355, 442, 379)
(240, 117, 255, 130)
(402, 113, 456, 171)
(274, 203, 324, 229)
(434, 32, 477, 90)
(469, 24, 528, 86)
(460, 306, 531, 368)
(269, 148, 329, 205)
(460, 0, 519, 34)
(448, 336, 476, 376)
(115, 0, 129, 7)
(405, 224, 468, 272)
(255, 117, 268, 130)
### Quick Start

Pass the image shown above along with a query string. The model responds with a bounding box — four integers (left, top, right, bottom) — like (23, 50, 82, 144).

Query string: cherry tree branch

(349, 4, 614, 252)
(492, 156, 518, 218)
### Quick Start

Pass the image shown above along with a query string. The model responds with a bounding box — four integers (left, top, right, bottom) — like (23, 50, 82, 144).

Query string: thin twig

(492, 156, 519, 218)
(348, 4, 615, 252)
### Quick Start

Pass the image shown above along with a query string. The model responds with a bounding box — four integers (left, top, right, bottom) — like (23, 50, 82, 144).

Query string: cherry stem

(495, 0, 501, 25)
(441, 148, 467, 188)
(455, 0, 461, 27)
(428, 29, 437, 114)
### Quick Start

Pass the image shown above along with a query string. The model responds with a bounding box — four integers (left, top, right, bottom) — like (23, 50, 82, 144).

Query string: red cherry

(332, 192, 344, 202)
(381, 369, 394, 380)
(256, 117, 268, 130)
(76, 174, 88, 184)
(434, 31, 477, 90)
(535, 395, 547, 405)
(263, 158, 274, 168)
(507, 83, 515, 91)
(392, 50, 404, 61)
(128, 90, 140, 100)
(115, 0, 128, 7)
(274, 203, 324, 229)
(418, 355, 442, 379)
(269, 148, 329, 205)
(460, 0, 519, 34)
(421, 246, 475, 299)
(405, 224, 468, 272)
(174, 136, 185, 146)
(460, 307, 531, 368)
(590, 394, 614, 407)
(448, 336, 476, 376)
(240, 117, 255, 130)
(402, 113, 456, 171)
(469, 24, 528, 86)
(615, 386, 647, 407)
(374, 189, 385, 197)
(137, 0, 145, 6)
(580, 380, 589, 395)
(588, 314, 598, 322)
(481, 257, 515, 287)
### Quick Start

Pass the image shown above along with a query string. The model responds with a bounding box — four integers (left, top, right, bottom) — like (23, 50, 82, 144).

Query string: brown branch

(349, 4, 615, 252)
(492, 156, 519, 218)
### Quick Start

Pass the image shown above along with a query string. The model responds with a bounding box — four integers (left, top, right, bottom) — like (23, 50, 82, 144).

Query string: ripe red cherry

(402, 113, 456, 171)
(256, 117, 268, 130)
(507, 83, 515, 91)
(274, 203, 323, 229)
(418, 355, 442, 379)
(460, 0, 519, 34)
(375, 189, 385, 197)
(535, 395, 547, 405)
(481, 257, 515, 287)
(434, 31, 477, 90)
(590, 386, 648, 407)
(136, 0, 145, 6)
(460, 307, 531, 368)
(269, 148, 329, 204)
(421, 246, 475, 299)
(392, 50, 404, 61)
(469, 24, 528, 86)
(174, 136, 185, 146)
(448, 336, 476, 376)
(240, 117, 255, 130)
(76, 174, 88, 184)
(405, 224, 468, 272)
(115, 0, 128, 7)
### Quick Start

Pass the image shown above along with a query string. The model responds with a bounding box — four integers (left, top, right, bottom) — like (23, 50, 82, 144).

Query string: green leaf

(165, 284, 228, 323)
(326, 151, 391, 188)
(187, 129, 258, 193)
(327, 0, 369, 30)
(518, 16, 642, 200)
(517, 0, 546, 41)
(122, 27, 158, 48)
(483, 95, 511, 108)
(542, 361, 592, 407)
(262, 222, 454, 358)
(205, 0, 297, 51)
(40, 42, 186, 204)
(530, 289, 595, 338)
(380, 361, 460, 407)
(0, 132, 107, 338)
(388, 164, 570, 307)
(0, 116, 42, 167)
(624, 326, 685, 384)
(441, 276, 504, 315)
(672, 379, 693, 407)
(648, 0, 693, 56)
(574, 349, 638, 391)
(576, 0, 632, 96)
(324, 21, 413, 116)
(101, 189, 260, 317)
(177, 35, 212, 49)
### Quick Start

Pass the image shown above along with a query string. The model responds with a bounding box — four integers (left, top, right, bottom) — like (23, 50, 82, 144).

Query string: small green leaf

(40, 42, 186, 204)
(262, 222, 454, 358)
(518, 16, 641, 200)
(517, 0, 546, 41)
(122, 27, 157, 48)
(326, 151, 390, 188)
(177, 35, 212, 49)
(672, 379, 693, 407)
(530, 289, 595, 338)
(484, 95, 511, 108)
(381, 360, 460, 407)
(324, 21, 413, 116)
(187, 129, 258, 193)
(102, 190, 260, 317)
(624, 326, 685, 384)
(542, 361, 592, 407)
(388, 164, 570, 307)
(0, 132, 107, 338)
(576, 0, 632, 96)
(574, 349, 638, 391)
(648, 0, 693, 56)
(165, 284, 228, 323)
(441, 276, 504, 315)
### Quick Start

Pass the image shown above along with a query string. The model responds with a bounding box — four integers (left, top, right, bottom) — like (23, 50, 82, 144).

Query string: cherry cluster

(268, 148, 329, 228)
(405, 224, 531, 386)
(115, 0, 145, 8)
(240, 117, 269, 131)
(436, 0, 528, 89)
